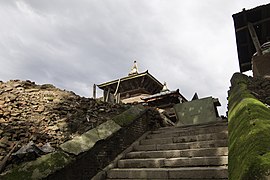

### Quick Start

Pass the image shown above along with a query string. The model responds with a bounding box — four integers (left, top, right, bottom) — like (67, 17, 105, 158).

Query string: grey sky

(0, 0, 269, 115)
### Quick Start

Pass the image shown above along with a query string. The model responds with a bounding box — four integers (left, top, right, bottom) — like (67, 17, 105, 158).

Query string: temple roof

(232, 3, 270, 72)
(97, 70, 163, 95)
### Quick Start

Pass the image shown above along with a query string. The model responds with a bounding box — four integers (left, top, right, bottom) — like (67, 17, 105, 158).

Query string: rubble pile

(0, 80, 127, 169)
(248, 77, 270, 106)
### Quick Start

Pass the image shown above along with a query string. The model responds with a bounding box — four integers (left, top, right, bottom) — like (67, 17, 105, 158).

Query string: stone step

(107, 167, 228, 179)
(158, 120, 228, 131)
(148, 126, 228, 139)
(154, 121, 227, 133)
(141, 131, 228, 145)
(125, 147, 228, 159)
(106, 177, 228, 180)
(133, 139, 228, 151)
(118, 156, 228, 168)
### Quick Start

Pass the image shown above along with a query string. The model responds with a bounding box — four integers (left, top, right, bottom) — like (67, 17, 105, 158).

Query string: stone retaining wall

(1, 105, 158, 180)
(228, 73, 270, 179)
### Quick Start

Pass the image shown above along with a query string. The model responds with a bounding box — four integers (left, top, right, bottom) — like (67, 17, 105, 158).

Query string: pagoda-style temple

(97, 61, 163, 103)
(142, 83, 188, 121)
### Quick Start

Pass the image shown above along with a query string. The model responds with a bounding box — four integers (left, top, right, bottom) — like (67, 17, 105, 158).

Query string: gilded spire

(161, 82, 169, 92)
(128, 60, 139, 76)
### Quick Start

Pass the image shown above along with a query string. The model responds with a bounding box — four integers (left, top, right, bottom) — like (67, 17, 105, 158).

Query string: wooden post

(93, 84, 96, 99)
(115, 93, 121, 104)
(247, 22, 262, 56)
(105, 88, 110, 102)
(118, 93, 121, 103)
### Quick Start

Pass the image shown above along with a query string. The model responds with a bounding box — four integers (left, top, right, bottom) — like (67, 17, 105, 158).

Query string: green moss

(1, 151, 73, 180)
(228, 73, 270, 180)
(112, 105, 146, 126)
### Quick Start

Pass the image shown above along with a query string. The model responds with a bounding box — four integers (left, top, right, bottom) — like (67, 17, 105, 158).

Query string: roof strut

(247, 22, 263, 55)
(114, 79, 121, 96)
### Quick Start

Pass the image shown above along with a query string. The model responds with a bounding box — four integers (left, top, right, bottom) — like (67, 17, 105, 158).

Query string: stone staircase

(106, 120, 228, 179)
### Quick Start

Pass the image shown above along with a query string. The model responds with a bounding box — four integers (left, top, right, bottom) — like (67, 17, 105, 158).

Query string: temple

(97, 61, 164, 104)
(97, 62, 187, 109)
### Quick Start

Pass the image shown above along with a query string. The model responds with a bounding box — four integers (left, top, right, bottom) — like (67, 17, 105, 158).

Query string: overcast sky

(0, 1, 269, 115)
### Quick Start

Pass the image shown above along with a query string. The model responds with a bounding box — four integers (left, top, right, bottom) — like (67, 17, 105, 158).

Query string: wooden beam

(93, 84, 96, 99)
(120, 88, 149, 98)
(235, 17, 270, 32)
(248, 22, 262, 55)
(140, 76, 145, 86)
(105, 88, 110, 102)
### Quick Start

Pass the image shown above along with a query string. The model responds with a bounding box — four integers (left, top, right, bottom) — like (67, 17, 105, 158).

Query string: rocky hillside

(0, 80, 128, 171)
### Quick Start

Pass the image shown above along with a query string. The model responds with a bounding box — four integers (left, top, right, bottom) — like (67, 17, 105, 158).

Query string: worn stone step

(141, 131, 228, 145)
(158, 120, 228, 131)
(107, 167, 228, 179)
(125, 147, 228, 159)
(148, 126, 228, 139)
(106, 177, 228, 180)
(118, 156, 228, 168)
(154, 121, 227, 133)
(134, 139, 228, 151)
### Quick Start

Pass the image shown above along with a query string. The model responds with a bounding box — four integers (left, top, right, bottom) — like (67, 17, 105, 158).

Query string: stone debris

(248, 76, 270, 106)
(0, 80, 128, 171)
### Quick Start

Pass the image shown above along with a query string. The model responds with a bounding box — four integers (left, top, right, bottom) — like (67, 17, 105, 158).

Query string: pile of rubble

(248, 76, 270, 106)
(0, 80, 128, 171)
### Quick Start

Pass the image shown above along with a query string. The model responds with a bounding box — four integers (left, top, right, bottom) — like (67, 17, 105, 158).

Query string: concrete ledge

(228, 73, 270, 179)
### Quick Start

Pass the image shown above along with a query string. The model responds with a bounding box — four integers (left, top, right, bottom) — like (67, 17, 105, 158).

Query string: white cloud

(0, 0, 269, 115)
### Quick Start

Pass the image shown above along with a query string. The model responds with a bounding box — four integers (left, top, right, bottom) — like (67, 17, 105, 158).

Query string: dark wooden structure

(97, 70, 163, 103)
(233, 3, 270, 72)
(142, 89, 187, 109)
(142, 89, 188, 121)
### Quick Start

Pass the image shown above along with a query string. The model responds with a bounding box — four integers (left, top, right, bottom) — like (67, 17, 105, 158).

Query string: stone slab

(140, 137, 173, 145)
(60, 120, 121, 155)
(107, 168, 169, 179)
(118, 156, 227, 168)
(174, 97, 219, 126)
(126, 147, 228, 159)
(97, 120, 121, 140)
(112, 105, 146, 127)
(156, 139, 228, 151)
(164, 156, 228, 167)
(118, 158, 165, 168)
(147, 126, 227, 139)
(60, 128, 100, 155)
(107, 167, 228, 179)
(168, 167, 228, 179)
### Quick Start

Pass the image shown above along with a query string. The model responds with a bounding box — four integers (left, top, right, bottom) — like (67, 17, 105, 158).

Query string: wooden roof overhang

(97, 71, 163, 96)
(142, 89, 188, 103)
(233, 3, 270, 72)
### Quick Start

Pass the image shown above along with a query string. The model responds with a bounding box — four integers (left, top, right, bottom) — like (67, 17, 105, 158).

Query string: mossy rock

(1, 151, 72, 180)
(112, 105, 146, 126)
(60, 128, 100, 155)
(228, 73, 270, 180)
